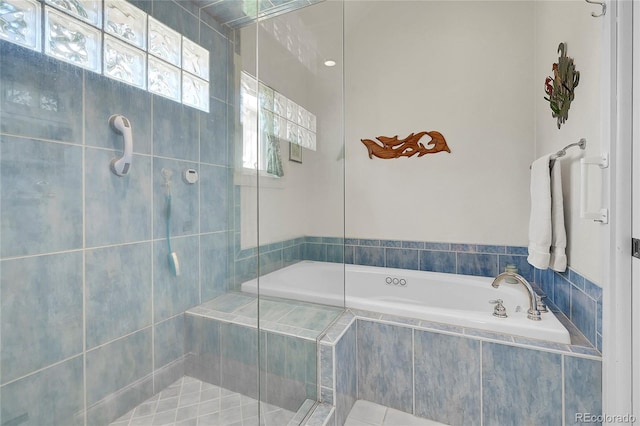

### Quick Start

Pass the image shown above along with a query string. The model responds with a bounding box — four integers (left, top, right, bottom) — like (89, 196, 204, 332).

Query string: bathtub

(240, 260, 571, 344)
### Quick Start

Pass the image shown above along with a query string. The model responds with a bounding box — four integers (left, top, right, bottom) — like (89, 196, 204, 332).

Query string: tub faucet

(491, 272, 541, 321)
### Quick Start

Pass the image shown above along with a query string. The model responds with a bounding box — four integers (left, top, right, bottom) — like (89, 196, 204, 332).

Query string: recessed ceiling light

(324, 60, 336, 67)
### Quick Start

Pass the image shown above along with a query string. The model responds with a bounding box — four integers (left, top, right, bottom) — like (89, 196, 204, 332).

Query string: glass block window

(0, 0, 41, 51)
(45, 0, 101, 28)
(0, 0, 211, 112)
(240, 71, 317, 172)
(44, 6, 101, 72)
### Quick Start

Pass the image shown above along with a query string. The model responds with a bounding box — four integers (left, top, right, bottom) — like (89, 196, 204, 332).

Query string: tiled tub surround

(317, 310, 602, 426)
(234, 236, 602, 348)
(184, 292, 343, 413)
(0, 0, 235, 423)
(537, 267, 603, 352)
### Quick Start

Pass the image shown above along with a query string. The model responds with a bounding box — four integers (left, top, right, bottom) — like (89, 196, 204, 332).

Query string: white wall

(344, 1, 535, 246)
(534, 1, 603, 284)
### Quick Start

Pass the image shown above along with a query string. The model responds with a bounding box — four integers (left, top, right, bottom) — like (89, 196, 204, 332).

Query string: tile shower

(0, 0, 234, 424)
(0, 1, 604, 426)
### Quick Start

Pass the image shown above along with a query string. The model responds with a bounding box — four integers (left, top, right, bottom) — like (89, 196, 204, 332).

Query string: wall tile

(506, 246, 528, 255)
(155, 315, 185, 369)
(402, 241, 425, 249)
(0, 356, 84, 426)
(200, 164, 230, 232)
(200, 98, 229, 166)
(571, 286, 596, 345)
(345, 245, 355, 264)
(554, 275, 571, 316)
(327, 244, 344, 263)
(86, 242, 152, 348)
(477, 244, 506, 254)
(451, 243, 476, 252)
(381, 240, 402, 248)
(335, 322, 357, 426)
(358, 239, 380, 247)
(283, 243, 302, 265)
(564, 356, 602, 425)
(84, 72, 152, 154)
(498, 255, 534, 282)
(86, 375, 154, 426)
(86, 328, 153, 405)
(184, 314, 222, 384)
(85, 148, 152, 247)
(457, 253, 497, 277)
(354, 246, 385, 267)
(1, 137, 82, 257)
(414, 331, 481, 426)
(200, 21, 229, 101)
(259, 248, 284, 275)
(419, 250, 456, 274)
(152, 95, 200, 162)
(220, 322, 259, 397)
(154, 236, 200, 322)
(482, 342, 562, 425)
(357, 320, 412, 413)
(1, 252, 83, 383)
(424, 242, 449, 250)
(0, 44, 82, 143)
(304, 243, 327, 262)
(151, 0, 199, 42)
(201, 232, 231, 301)
(385, 248, 418, 270)
(569, 269, 585, 290)
(153, 157, 199, 238)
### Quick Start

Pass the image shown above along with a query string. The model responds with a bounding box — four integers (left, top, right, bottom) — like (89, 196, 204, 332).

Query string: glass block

(309, 112, 317, 132)
(0, 0, 41, 51)
(275, 115, 287, 140)
(309, 132, 316, 151)
(300, 128, 311, 149)
(148, 56, 180, 101)
(260, 109, 274, 137)
(287, 121, 300, 145)
(104, 0, 146, 50)
(182, 37, 209, 82)
(45, 0, 101, 28)
(45, 6, 101, 72)
(273, 92, 286, 117)
(298, 105, 308, 128)
(286, 99, 298, 122)
(148, 16, 181, 67)
(259, 83, 273, 112)
(182, 72, 209, 112)
(104, 34, 146, 89)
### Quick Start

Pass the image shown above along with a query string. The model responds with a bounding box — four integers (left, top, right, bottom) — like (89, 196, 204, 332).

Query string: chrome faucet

(491, 272, 541, 321)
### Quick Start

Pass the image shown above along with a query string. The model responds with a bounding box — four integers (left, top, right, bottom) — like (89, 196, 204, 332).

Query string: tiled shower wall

(0, 1, 235, 425)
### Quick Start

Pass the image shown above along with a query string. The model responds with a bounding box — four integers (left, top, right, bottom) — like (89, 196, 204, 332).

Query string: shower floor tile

(108, 376, 296, 426)
(344, 400, 448, 426)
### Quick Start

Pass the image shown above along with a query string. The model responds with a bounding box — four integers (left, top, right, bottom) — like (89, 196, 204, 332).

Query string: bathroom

(0, 0, 634, 425)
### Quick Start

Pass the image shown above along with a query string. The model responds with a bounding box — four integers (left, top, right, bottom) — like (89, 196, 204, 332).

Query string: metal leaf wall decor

(361, 131, 451, 159)
(544, 42, 580, 129)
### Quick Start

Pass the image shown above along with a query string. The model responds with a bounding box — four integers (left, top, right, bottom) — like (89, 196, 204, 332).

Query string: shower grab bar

(580, 152, 609, 224)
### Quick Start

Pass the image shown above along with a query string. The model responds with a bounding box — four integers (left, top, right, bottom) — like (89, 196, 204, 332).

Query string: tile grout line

(479, 341, 483, 426)
(81, 68, 88, 426)
(561, 355, 566, 426)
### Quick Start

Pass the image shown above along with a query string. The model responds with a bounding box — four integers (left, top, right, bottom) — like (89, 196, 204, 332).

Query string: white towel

(549, 161, 567, 271)
(527, 154, 567, 271)
(528, 154, 553, 269)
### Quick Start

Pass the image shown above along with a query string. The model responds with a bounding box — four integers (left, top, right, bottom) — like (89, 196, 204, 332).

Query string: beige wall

(534, 1, 603, 284)
(344, 1, 535, 246)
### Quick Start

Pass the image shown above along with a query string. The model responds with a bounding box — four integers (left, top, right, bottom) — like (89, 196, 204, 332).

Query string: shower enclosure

(0, 0, 345, 425)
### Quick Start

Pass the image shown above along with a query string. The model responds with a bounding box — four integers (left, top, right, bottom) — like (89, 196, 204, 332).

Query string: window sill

(234, 168, 285, 189)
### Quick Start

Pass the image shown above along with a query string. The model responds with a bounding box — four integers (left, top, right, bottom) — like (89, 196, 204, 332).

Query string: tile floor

(108, 376, 297, 426)
(344, 400, 448, 426)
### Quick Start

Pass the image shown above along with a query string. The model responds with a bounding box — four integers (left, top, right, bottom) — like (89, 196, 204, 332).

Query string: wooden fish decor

(360, 131, 451, 160)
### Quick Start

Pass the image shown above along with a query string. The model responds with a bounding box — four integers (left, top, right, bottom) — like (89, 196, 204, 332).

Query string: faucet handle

(489, 299, 508, 318)
(536, 294, 549, 313)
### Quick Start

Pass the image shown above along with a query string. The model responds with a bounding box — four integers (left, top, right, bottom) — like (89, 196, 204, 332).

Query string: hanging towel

(527, 154, 553, 269)
(549, 161, 567, 271)
(527, 154, 568, 271)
